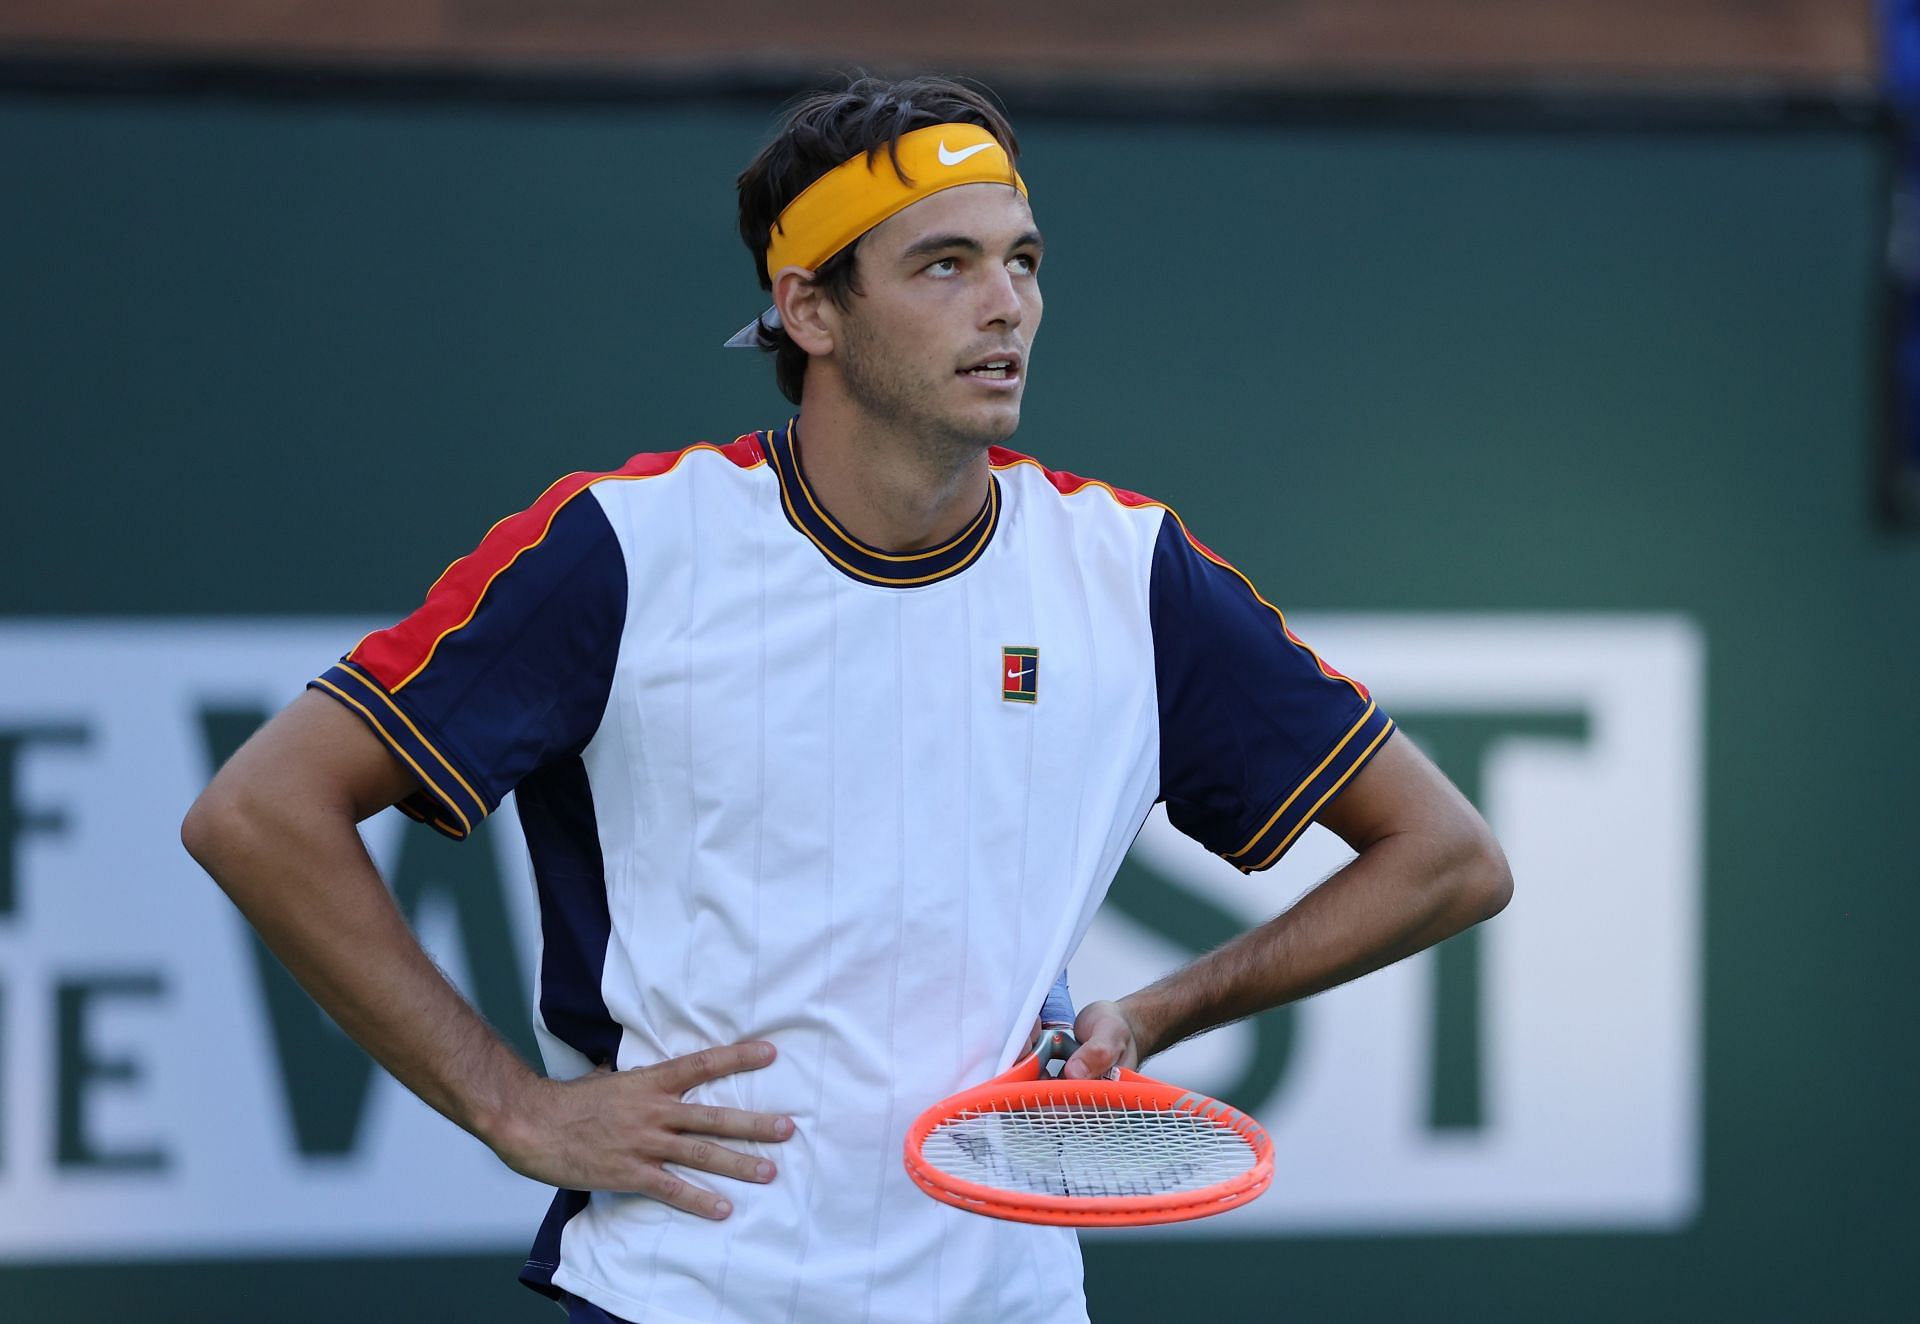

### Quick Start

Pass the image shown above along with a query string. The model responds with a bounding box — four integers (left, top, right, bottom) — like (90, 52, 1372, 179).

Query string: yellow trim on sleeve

(391, 798, 462, 838)
(1243, 719, 1395, 873)
(336, 661, 487, 817)
(1226, 699, 1379, 862)
(311, 676, 474, 838)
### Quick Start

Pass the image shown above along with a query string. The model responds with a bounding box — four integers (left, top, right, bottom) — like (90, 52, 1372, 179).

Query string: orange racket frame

(903, 1029, 1274, 1227)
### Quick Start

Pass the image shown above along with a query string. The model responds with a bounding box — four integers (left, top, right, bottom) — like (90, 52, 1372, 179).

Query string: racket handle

(1032, 1026, 1080, 1077)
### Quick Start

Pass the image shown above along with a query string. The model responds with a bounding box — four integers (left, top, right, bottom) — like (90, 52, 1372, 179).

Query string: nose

(978, 263, 1023, 331)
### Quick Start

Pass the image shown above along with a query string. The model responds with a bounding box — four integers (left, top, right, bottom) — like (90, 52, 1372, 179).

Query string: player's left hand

(1061, 999, 1142, 1080)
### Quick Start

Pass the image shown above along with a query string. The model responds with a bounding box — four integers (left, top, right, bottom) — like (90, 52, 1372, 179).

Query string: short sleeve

(309, 475, 628, 840)
(1150, 512, 1395, 872)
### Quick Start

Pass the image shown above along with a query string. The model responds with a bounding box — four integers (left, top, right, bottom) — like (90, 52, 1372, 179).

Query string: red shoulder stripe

(350, 437, 765, 692)
(988, 446, 1159, 511)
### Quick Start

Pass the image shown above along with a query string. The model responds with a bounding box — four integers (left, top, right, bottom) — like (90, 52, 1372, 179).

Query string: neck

(791, 398, 991, 552)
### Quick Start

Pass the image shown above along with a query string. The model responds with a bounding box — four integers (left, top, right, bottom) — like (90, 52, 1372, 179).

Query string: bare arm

(180, 691, 791, 1218)
(1065, 732, 1512, 1078)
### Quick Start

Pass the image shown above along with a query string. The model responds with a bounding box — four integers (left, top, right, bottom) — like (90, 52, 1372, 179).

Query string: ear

(772, 266, 835, 356)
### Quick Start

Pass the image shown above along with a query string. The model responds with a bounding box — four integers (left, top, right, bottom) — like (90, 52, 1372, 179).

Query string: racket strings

(919, 1097, 1256, 1199)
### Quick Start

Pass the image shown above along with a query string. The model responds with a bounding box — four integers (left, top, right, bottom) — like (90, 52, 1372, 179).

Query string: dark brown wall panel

(0, 0, 1879, 86)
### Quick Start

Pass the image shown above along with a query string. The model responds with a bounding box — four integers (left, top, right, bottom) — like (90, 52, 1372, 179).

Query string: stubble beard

(838, 313, 1018, 469)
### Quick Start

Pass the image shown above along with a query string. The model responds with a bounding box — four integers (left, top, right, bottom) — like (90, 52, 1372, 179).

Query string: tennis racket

(904, 1027, 1273, 1227)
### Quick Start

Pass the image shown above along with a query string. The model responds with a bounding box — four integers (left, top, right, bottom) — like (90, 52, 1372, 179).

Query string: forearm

(1121, 826, 1509, 1062)
(182, 783, 535, 1147)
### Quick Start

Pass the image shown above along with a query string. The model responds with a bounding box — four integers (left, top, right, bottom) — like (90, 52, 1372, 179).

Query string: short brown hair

(736, 74, 1021, 405)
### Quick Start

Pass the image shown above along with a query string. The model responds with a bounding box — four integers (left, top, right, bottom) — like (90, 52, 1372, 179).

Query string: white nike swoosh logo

(938, 141, 994, 167)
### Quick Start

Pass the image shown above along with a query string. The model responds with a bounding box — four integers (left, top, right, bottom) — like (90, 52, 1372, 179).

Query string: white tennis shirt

(313, 420, 1393, 1324)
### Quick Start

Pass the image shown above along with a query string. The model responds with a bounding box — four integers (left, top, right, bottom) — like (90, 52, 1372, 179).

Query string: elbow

(1417, 811, 1510, 929)
(180, 779, 260, 889)
(180, 785, 230, 875)
(1461, 826, 1513, 924)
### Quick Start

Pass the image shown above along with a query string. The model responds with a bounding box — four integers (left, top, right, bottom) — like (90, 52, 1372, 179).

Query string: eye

(926, 257, 960, 277)
(1009, 253, 1039, 275)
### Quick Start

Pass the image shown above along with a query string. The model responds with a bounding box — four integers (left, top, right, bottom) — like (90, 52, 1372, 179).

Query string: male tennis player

(182, 74, 1510, 1324)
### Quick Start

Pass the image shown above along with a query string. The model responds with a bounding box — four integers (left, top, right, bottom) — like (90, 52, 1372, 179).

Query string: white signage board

(0, 617, 1701, 1259)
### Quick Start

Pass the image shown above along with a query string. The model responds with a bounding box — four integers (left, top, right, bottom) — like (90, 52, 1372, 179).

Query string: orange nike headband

(762, 122, 1028, 281)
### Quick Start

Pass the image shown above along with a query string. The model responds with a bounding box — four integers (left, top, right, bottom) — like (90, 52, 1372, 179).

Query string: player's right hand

(487, 1041, 795, 1220)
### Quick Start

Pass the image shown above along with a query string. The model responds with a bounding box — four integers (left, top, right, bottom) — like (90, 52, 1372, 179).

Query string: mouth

(957, 352, 1023, 387)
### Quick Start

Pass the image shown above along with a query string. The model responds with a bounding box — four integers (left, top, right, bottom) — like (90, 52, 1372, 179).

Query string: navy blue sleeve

(1150, 513, 1395, 871)
(308, 481, 628, 840)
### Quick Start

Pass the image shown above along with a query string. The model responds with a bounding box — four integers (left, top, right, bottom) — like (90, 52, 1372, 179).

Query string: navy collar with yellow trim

(762, 419, 1001, 588)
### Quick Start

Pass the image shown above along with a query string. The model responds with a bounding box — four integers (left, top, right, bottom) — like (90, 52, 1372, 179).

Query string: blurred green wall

(3, 89, 1915, 1321)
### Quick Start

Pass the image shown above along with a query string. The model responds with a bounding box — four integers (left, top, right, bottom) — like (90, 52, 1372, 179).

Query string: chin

(958, 417, 1019, 454)
(960, 399, 1024, 448)
(983, 409, 1022, 443)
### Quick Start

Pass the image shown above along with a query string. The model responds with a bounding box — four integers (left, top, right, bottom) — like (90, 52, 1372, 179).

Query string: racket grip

(1032, 1027, 1080, 1077)
(1040, 969, 1076, 1027)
